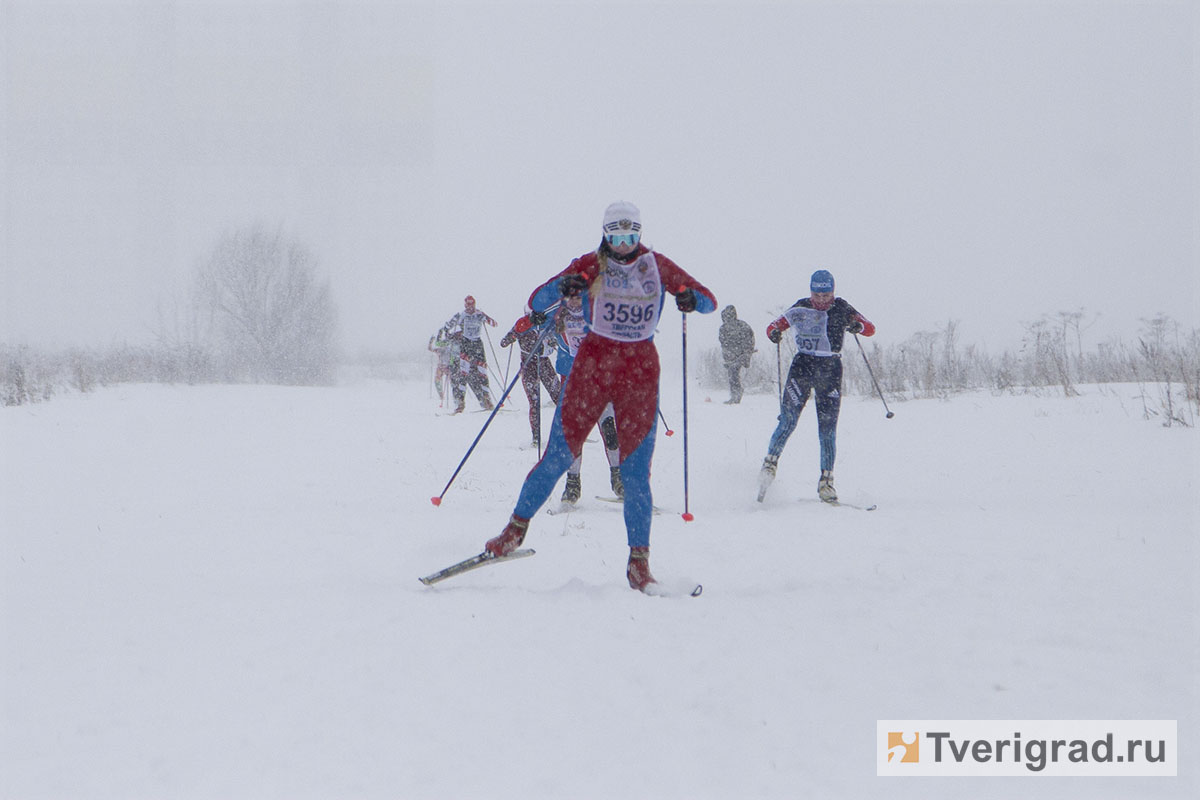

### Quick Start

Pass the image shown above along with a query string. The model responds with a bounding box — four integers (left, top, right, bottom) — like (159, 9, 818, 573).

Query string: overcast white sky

(1, 0, 1196, 355)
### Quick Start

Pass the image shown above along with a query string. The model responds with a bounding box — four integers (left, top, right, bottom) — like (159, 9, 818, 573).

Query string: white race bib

(783, 306, 834, 356)
(589, 253, 661, 342)
(560, 306, 588, 356)
(460, 311, 486, 341)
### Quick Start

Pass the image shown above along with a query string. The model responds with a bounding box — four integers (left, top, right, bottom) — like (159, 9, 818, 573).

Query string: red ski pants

(558, 336, 659, 460)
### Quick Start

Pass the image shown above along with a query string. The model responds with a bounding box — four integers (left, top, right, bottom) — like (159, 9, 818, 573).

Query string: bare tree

(193, 224, 339, 385)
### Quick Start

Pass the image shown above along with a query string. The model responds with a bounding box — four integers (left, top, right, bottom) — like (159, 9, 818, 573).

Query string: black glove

(847, 320, 864, 334)
(529, 309, 547, 326)
(675, 288, 697, 313)
(559, 273, 588, 297)
(768, 328, 782, 344)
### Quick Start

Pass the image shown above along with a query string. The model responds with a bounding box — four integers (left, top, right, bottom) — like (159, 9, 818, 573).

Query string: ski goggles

(605, 232, 640, 248)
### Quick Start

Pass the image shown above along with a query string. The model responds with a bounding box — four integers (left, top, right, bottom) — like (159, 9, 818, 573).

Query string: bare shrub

(192, 224, 339, 385)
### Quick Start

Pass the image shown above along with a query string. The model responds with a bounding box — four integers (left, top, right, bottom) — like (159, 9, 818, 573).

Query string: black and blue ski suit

(765, 297, 875, 471)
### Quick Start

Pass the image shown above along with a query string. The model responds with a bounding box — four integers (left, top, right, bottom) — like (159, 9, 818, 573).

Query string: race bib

(560, 306, 588, 356)
(460, 311, 485, 341)
(589, 253, 661, 342)
(783, 306, 834, 356)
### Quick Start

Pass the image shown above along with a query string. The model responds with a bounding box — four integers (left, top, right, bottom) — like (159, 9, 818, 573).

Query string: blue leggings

(514, 401, 657, 548)
(767, 354, 842, 472)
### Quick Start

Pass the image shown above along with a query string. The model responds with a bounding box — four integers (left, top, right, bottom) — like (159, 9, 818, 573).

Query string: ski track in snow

(2, 377, 1196, 799)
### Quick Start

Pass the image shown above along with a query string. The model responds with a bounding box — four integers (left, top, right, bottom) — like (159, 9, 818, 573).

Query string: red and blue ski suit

(511, 244, 716, 547)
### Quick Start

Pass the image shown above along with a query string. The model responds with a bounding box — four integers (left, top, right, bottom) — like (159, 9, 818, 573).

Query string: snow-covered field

(2, 370, 1196, 799)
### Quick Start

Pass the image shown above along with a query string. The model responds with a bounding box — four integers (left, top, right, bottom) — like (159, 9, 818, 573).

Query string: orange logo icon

(887, 732, 919, 763)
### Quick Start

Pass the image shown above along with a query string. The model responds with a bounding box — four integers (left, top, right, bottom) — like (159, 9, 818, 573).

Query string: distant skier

(500, 311, 560, 448)
(758, 269, 875, 503)
(482, 201, 717, 592)
(551, 292, 623, 503)
(427, 324, 457, 404)
(443, 295, 497, 413)
(717, 305, 755, 404)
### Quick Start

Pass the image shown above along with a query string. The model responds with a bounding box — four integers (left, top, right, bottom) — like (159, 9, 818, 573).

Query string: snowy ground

(2, 371, 1197, 799)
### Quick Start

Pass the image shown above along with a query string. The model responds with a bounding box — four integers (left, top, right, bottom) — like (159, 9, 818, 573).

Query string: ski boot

(561, 474, 582, 505)
(817, 470, 837, 503)
(485, 514, 529, 557)
(756, 454, 778, 502)
(609, 466, 624, 499)
(627, 546, 657, 592)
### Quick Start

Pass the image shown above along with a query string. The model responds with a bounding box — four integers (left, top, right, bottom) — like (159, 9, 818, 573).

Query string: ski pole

(431, 323, 556, 506)
(482, 326, 506, 396)
(854, 332, 894, 419)
(776, 340, 783, 405)
(534, 368, 542, 460)
(502, 337, 514, 395)
(657, 408, 674, 437)
(680, 301, 694, 522)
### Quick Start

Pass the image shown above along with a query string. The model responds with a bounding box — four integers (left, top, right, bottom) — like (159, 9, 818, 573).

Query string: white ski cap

(601, 201, 641, 236)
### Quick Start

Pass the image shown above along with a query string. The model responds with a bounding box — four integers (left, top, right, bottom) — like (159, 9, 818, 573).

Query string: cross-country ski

(826, 500, 877, 512)
(794, 498, 879, 512)
(418, 548, 536, 586)
(642, 580, 704, 598)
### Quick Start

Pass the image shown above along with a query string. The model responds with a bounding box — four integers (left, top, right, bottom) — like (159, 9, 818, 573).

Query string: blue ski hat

(810, 269, 835, 293)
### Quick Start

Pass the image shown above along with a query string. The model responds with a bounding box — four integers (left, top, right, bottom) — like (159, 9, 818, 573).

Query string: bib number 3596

(601, 302, 655, 325)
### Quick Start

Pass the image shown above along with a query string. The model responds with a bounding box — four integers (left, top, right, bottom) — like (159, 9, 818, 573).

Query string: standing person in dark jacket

(757, 270, 875, 503)
(717, 305, 755, 404)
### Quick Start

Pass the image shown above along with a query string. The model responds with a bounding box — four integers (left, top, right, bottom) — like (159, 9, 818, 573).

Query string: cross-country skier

(718, 305, 755, 404)
(443, 295, 497, 414)
(758, 269, 875, 503)
(482, 201, 717, 592)
(428, 324, 457, 404)
(500, 311, 560, 448)
(552, 292, 623, 503)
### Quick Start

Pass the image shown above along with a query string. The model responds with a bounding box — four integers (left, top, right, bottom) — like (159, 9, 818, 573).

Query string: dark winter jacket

(718, 306, 755, 367)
